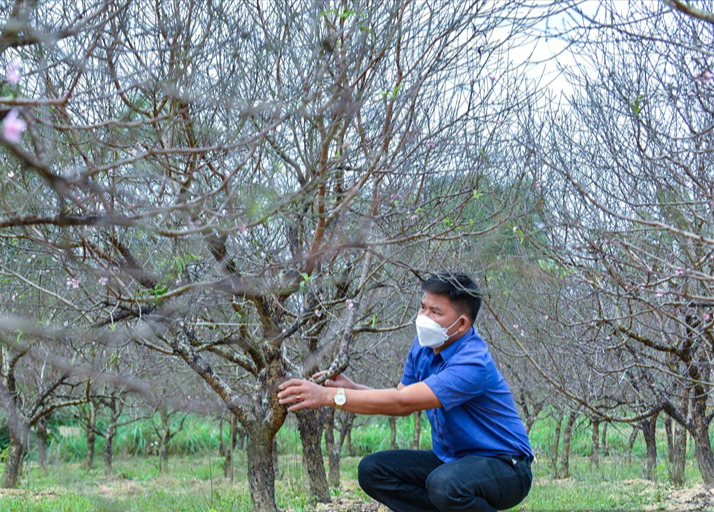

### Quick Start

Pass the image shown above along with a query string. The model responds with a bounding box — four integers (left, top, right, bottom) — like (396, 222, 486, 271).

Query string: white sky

(494, 1, 622, 98)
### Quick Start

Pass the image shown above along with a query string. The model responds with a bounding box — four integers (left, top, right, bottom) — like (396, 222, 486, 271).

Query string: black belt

(504, 454, 533, 466)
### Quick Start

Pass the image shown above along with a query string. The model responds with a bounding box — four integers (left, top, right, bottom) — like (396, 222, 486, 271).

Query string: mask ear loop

(445, 316, 464, 338)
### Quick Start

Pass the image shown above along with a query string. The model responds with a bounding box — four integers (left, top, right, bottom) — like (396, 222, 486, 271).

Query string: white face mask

(415, 315, 462, 348)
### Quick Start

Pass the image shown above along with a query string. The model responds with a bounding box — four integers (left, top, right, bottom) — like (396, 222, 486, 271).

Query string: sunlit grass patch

(514, 477, 668, 511)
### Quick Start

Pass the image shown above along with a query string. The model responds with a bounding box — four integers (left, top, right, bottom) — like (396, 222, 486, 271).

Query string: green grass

(0, 453, 693, 512)
(46, 414, 224, 463)
(4, 413, 714, 511)
(515, 477, 667, 511)
(2, 453, 334, 512)
(0, 452, 707, 512)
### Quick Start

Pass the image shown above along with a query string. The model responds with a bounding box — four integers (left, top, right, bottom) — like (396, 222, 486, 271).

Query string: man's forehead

(421, 292, 454, 310)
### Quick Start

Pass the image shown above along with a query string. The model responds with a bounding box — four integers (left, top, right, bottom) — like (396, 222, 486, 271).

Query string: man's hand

(277, 379, 333, 412)
(312, 370, 360, 390)
(279, 378, 441, 416)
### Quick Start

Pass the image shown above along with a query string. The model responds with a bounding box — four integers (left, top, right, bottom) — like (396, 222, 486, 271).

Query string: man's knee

(358, 453, 383, 492)
(425, 469, 460, 510)
(427, 471, 496, 512)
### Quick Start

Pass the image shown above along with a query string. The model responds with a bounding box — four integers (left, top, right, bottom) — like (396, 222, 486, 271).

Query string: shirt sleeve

(400, 338, 419, 386)
(423, 359, 490, 411)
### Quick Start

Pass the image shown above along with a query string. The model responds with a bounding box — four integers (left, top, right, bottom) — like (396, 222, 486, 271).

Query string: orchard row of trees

(2, 0, 714, 510)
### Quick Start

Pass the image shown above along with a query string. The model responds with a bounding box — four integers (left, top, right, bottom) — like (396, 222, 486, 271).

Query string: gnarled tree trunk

(297, 408, 330, 503)
(642, 413, 658, 480)
(156, 407, 187, 474)
(218, 415, 225, 457)
(551, 411, 563, 478)
(412, 411, 422, 449)
(389, 416, 398, 450)
(159, 437, 170, 473)
(325, 409, 337, 486)
(692, 415, 714, 487)
(246, 423, 281, 512)
(590, 418, 600, 468)
(327, 410, 355, 488)
(626, 425, 638, 465)
(601, 422, 609, 456)
(103, 398, 122, 476)
(559, 411, 578, 479)
(224, 413, 237, 481)
(103, 423, 116, 476)
(36, 417, 49, 473)
(3, 422, 27, 488)
(665, 415, 687, 486)
(84, 401, 96, 471)
(346, 427, 354, 457)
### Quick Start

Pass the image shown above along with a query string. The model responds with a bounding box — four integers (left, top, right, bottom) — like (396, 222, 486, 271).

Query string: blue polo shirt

(401, 327, 533, 463)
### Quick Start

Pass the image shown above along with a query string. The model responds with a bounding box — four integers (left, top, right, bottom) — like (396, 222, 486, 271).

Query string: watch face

(335, 390, 347, 406)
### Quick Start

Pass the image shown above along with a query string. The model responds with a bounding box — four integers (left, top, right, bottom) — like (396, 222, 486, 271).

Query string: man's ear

(455, 315, 466, 333)
(459, 315, 472, 332)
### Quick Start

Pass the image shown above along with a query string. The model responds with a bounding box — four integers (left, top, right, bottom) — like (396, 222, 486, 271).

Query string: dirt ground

(308, 480, 386, 512)
(315, 480, 714, 512)
(312, 496, 384, 512)
(653, 484, 714, 512)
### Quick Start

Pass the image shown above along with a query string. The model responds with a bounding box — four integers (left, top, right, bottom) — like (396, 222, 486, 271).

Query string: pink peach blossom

(3, 109, 26, 143)
(6, 61, 20, 86)
(696, 70, 714, 83)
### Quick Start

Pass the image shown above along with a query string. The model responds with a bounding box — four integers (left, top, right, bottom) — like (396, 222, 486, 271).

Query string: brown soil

(313, 496, 384, 512)
(656, 484, 714, 512)
(96, 480, 143, 497)
(292, 482, 386, 512)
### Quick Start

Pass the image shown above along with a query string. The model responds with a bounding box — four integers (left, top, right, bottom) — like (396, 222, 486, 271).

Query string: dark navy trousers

(358, 450, 532, 512)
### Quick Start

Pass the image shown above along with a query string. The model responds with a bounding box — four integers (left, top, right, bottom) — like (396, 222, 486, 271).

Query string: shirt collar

(437, 326, 476, 362)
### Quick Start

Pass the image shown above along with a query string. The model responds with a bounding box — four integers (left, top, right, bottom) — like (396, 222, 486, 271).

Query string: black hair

(421, 271, 481, 323)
